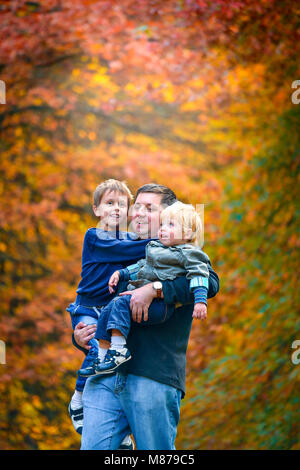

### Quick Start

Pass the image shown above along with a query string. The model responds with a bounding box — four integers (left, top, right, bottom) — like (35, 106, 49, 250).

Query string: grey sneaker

(95, 347, 131, 374)
(68, 402, 83, 435)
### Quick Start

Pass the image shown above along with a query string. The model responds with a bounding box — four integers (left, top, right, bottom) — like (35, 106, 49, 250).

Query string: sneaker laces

(103, 349, 121, 363)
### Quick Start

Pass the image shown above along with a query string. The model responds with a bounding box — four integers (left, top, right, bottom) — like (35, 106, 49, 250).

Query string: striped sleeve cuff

(189, 276, 209, 291)
(127, 263, 140, 275)
(118, 268, 130, 282)
(193, 286, 208, 306)
(119, 262, 140, 281)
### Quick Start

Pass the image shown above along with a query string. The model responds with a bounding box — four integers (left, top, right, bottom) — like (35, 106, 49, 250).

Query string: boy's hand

(108, 271, 120, 293)
(193, 302, 207, 320)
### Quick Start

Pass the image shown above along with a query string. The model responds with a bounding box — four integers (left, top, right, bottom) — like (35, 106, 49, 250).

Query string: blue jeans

(81, 373, 181, 450)
(96, 295, 175, 342)
(67, 302, 101, 392)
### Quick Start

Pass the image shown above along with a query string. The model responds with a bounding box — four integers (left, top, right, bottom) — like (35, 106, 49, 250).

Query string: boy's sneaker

(77, 358, 101, 377)
(68, 402, 83, 435)
(95, 347, 131, 374)
(119, 434, 135, 450)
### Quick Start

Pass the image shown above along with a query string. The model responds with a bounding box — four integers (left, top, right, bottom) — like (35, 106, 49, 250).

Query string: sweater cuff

(118, 268, 130, 282)
(193, 286, 208, 305)
(123, 262, 140, 281)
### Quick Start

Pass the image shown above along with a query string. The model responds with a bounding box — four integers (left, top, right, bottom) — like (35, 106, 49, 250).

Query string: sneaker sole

(95, 354, 132, 375)
(77, 371, 99, 377)
(68, 403, 83, 435)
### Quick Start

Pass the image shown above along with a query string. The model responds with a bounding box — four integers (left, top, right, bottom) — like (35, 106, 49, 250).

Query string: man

(74, 184, 219, 450)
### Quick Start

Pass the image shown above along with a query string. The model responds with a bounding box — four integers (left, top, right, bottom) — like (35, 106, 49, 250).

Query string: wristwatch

(153, 281, 163, 298)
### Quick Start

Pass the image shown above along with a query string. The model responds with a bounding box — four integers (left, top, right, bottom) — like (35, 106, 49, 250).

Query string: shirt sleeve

(119, 259, 146, 282)
(86, 229, 150, 264)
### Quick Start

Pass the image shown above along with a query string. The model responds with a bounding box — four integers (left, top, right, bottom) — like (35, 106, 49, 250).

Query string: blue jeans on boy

(81, 373, 181, 450)
(67, 302, 101, 392)
(96, 294, 175, 342)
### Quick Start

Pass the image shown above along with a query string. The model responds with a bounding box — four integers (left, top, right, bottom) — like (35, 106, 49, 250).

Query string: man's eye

(147, 205, 157, 212)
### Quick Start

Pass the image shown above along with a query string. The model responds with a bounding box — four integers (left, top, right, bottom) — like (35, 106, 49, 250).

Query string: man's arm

(119, 264, 219, 323)
(162, 263, 219, 305)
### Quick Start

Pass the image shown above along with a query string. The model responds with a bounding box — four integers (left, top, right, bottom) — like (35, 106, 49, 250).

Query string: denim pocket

(67, 302, 100, 319)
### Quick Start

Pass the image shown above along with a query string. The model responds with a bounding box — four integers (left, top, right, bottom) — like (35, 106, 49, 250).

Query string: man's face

(129, 192, 164, 239)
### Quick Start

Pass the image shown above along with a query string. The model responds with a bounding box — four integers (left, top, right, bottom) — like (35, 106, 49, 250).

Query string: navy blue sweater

(75, 228, 150, 307)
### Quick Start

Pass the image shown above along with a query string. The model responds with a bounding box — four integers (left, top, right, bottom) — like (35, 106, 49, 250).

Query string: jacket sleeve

(86, 229, 150, 264)
(162, 262, 219, 305)
(180, 246, 210, 280)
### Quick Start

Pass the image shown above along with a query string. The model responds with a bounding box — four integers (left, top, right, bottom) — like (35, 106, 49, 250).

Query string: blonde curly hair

(160, 201, 203, 246)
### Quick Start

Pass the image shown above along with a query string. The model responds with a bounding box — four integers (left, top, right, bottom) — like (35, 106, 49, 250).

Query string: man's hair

(135, 183, 177, 207)
(93, 179, 133, 207)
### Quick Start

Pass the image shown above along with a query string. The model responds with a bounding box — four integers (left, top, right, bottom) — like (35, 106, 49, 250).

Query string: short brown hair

(93, 179, 133, 207)
(135, 183, 177, 207)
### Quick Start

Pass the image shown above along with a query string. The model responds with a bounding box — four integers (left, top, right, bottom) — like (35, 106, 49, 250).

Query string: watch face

(154, 281, 162, 289)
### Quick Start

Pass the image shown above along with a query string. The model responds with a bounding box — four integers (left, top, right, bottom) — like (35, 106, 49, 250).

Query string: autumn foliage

(0, 0, 299, 449)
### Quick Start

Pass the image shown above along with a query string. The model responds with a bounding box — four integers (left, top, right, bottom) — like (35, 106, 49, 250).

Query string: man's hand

(74, 322, 97, 349)
(119, 283, 159, 323)
(108, 270, 120, 294)
(193, 302, 207, 320)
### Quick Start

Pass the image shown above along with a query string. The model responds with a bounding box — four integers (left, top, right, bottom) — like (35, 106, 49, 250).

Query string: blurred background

(0, 0, 299, 449)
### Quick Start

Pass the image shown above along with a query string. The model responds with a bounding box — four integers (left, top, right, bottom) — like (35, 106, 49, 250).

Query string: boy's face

(158, 216, 191, 247)
(93, 190, 128, 230)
